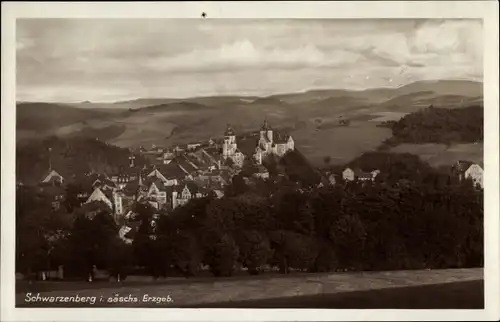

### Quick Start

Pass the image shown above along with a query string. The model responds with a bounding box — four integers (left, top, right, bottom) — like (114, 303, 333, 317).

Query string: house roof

(122, 178, 144, 196)
(213, 190, 224, 198)
(175, 157, 198, 174)
(146, 178, 167, 192)
(455, 160, 483, 172)
(274, 132, 292, 144)
(86, 187, 112, 204)
(40, 169, 64, 183)
(156, 162, 188, 179)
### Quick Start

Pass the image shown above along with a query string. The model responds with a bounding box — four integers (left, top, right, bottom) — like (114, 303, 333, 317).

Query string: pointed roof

(147, 168, 168, 183)
(41, 169, 64, 183)
(261, 119, 271, 131)
(225, 124, 235, 136)
(454, 160, 483, 173)
(147, 178, 167, 192)
(86, 187, 112, 206)
(274, 132, 292, 144)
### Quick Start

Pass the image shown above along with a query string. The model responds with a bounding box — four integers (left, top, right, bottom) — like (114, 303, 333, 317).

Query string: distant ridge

(17, 79, 482, 107)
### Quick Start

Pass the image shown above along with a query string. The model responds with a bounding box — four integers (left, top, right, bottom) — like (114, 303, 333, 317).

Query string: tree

(161, 231, 202, 277)
(269, 231, 318, 273)
(235, 230, 274, 275)
(204, 234, 240, 277)
(16, 186, 74, 277)
(106, 237, 133, 281)
(224, 174, 249, 197)
(132, 203, 164, 277)
(66, 202, 118, 279)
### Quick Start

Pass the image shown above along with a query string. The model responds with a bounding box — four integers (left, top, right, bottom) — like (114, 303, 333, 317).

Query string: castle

(254, 120, 294, 164)
(221, 120, 295, 166)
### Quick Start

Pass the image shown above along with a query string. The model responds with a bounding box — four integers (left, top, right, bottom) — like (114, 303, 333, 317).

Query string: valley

(16, 80, 483, 167)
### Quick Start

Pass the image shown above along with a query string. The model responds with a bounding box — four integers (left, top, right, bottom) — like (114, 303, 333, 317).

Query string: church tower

(222, 124, 237, 157)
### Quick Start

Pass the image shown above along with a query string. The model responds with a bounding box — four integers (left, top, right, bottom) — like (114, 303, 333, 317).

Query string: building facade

(254, 120, 294, 165)
(222, 125, 246, 167)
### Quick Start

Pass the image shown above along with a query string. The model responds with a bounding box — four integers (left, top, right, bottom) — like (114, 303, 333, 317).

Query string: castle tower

(260, 119, 273, 143)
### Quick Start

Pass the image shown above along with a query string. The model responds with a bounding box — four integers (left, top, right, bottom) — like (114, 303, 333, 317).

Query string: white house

(85, 187, 123, 217)
(146, 181, 168, 207)
(342, 168, 355, 181)
(343, 168, 379, 182)
(454, 160, 484, 188)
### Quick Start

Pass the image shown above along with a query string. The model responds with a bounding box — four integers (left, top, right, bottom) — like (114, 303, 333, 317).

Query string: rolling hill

(16, 80, 483, 166)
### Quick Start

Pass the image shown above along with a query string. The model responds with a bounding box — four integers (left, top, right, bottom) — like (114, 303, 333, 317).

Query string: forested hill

(16, 137, 147, 185)
(382, 105, 483, 146)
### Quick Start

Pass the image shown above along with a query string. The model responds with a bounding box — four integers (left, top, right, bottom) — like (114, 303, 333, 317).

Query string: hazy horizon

(16, 78, 483, 105)
(17, 19, 483, 103)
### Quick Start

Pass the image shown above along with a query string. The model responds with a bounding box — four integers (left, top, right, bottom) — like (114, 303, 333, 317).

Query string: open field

(390, 143, 484, 167)
(16, 268, 482, 308)
(196, 280, 483, 309)
(293, 122, 393, 166)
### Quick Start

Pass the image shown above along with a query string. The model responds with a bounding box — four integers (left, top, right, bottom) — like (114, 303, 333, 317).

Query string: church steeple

(224, 124, 234, 136)
(261, 119, 270, 131)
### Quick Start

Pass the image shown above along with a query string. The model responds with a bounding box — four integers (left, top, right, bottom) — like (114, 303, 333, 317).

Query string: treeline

(16, 161, 483, 280)
(382, 105, 483, 146)
(130, 175, 483, 278)
(16, 136, 147, 184)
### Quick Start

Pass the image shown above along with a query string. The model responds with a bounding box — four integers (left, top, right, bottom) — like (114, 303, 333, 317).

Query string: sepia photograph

(2, 2, 499, 322)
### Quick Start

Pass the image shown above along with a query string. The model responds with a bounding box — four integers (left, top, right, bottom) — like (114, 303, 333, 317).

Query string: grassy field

(16, 268, 482, 308)
(390, 143, 484, 167)
(292, 122, 393, 166)
(194, 280, 484, 309)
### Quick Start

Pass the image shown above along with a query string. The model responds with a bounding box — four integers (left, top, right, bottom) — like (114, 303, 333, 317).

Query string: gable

(86, 188, 112, 207)
(466, 164, 483, 174)
(41, 170, 64, 183)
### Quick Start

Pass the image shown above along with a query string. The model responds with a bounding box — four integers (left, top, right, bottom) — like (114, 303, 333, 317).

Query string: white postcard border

(2, 1, 499, 321)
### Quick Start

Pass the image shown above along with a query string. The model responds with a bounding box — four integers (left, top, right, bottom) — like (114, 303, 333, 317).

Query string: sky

(16, 19, 483, 103)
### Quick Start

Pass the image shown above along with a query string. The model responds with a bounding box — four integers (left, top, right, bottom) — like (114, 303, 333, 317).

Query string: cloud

(142, 40, 363, 73)
(16, 19, 482, 102)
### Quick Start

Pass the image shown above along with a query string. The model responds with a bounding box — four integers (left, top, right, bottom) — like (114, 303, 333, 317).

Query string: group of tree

(16, 149, 483, 281)
(128, 170, 482, 279)
(381, 105, 483, 146)
(16, 136, 148, 185)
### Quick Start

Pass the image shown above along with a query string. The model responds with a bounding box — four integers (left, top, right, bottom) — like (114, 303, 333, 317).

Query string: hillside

(16, 80, 483, 167)
(16, 103, 110, 132)
(16, 136, 147, 185)
(384, 105, 483, 146)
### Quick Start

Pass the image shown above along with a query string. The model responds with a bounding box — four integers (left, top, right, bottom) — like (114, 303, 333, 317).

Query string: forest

(16, 155, 483, 280)
(382, 105, 483, 146)
(16, 136, 147, 185)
